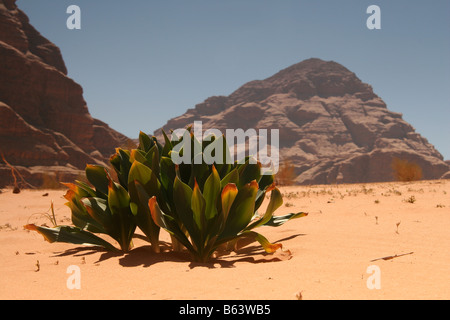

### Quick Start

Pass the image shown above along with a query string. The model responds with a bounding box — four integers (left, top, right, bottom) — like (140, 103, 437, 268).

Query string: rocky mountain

(155, 58, 450, 184)
(0, 0, 129, 188)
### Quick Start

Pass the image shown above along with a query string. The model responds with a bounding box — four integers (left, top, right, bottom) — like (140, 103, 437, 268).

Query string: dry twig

(370, 251, 414, 262)
(1, 153, 36, 191)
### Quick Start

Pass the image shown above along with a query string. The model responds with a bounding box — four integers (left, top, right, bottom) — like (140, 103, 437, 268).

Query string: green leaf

(110, 148, 132, 188)
(203, 165, 220, 220)
(108, 180, 130, 211)
(161, 130, 173, 157)
(85, 165, 109, 195)
(139, 131, 153, 152)
(220, 183, 238, 224)
(246, 187, 284, 230)
(173, 176, 196, 236)
(148, 197, 195, 254)
(220, 168, 239, 188)
(263, 212, 308, 227)
(62, 182, 95, 198)
(130, 149, 149, 166)
(237, 231, 283, 253)
(221, 180, 259, 238)
(146, 144, 160, 177)
(173, 176, 204, 250)
(130, 180, 161, 252)
(107, 180, 136, 251)
(257, 173, 274, 192)
(82, 197, 113, 234)
(148, 196, 166, 229)
(239, 160, 261, 188)
(24, 224, 117, 251)
(191, 180, 206, 231)
(128, 160, 160, 196)
(160, 156, 176, 190)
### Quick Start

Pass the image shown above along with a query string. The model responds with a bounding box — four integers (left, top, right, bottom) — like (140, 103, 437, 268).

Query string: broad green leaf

(138, 131, 153, 152)
(146, 144, 160, 177)
(239, 160, 261, 187)
(221, 180, 259, 238)
(237, 231, 283, 253)
(173, 176, 203, 250)
(263, 212, 308, 227)
(258, 173, 274, 192)
(148, 197, 195, 254)
(85, 165, 109, 195)
(203, 165, 220, 220)
(62, 182, 94, 198)
(246, 187, 284, 230)
(128, 160, 160, 196)
(108, 180, 130, 211)
(161, 130, 173, 157)
(64, 191, 105, 234)
(254, 175, 275, 212)
(130, 149, 149, 166)
(110, 148, 132, 188)
(220, 183, 238, 224)
(173, 176, 198, 239)
(148, 196, 166, 229)
(191, 180, 206, 231)
(24, 224, 117, 251)
(82, 197, 113, 234)
(130, 180, 161, 252)
(160, 156, 176, 190)
(220, 168, 239, 188)
(190, 157, 209, 188)
(107, 180, 136, 251)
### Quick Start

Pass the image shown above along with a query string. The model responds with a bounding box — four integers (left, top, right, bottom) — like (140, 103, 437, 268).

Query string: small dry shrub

(40, 173, 64, 189)
(275, 159, 297, 186)
(392, 157, 422, 182)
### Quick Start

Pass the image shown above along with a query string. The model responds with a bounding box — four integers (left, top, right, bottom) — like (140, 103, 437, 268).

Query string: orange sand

(1, 180, 449, 300)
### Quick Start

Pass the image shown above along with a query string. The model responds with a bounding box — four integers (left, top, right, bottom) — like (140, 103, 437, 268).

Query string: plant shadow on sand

(51, 233, 306, 269)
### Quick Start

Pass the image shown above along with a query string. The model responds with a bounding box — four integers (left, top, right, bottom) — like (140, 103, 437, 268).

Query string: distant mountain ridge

(0, 0, 129, 187)
(155, 58, 450, 184)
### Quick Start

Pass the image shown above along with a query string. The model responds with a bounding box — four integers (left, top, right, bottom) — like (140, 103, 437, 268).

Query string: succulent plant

(26, 163, 137, 252)
(146, 129, 307, 262)
(25, 129, 308, 263)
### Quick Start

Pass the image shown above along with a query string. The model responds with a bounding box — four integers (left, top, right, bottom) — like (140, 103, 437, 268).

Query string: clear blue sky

(16, 0, 450, 160)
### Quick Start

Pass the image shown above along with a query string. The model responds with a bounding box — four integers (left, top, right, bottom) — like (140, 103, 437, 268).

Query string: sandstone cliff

(155, 58, 450, 184)
(0, 0, 128, 188)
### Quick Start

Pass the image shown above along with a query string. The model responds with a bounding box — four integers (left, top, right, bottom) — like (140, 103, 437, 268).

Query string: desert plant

(405, 195, 416, 204)
(25, 133, 165, 253)
(25, 129, 308, 262)
(275, 158, 296, 186)
(26, 163, 137, 252)
(146, 130, 307, 262)
(392, 157, 422, 182)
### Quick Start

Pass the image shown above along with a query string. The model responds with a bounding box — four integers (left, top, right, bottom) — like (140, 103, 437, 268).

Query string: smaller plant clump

(392, 157, 422, 182)
(404, 195, 417, 204)
(25, 129, 307, 262)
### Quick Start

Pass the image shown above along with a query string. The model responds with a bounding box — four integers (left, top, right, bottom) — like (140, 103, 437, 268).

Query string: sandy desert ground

(0, 179, 449, 300)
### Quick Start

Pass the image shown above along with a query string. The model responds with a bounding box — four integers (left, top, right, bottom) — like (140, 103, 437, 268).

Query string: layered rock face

(0, 0, 128, 187)
(155, 58, 450, 184)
